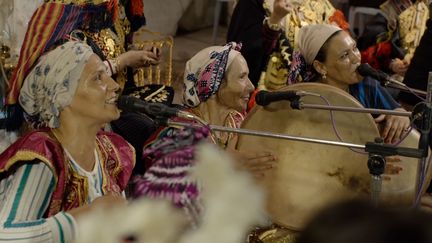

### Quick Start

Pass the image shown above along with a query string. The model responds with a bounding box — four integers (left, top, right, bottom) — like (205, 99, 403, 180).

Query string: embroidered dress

(0, 129, 135, 242)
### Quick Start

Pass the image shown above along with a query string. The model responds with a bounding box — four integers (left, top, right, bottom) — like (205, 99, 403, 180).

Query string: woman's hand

(67, 193, 128, 218)
(382, 156, 403, 181)
(389, 58, 409, 76)
(89, 193, 128, 209)
(116, 47, 161, 70)
(228, 149, 277, 179)
(269, 0, 295, 25)
(374, 108, 410, 144)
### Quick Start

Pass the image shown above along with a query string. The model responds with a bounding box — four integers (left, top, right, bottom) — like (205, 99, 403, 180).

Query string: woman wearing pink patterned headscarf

(132, 43, 277, 225)
(182, 42, 277, 170)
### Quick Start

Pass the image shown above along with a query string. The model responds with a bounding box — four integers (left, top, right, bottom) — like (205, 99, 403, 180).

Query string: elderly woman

(0, 41, 134, 242)
(297, 24, 410, 144)
(132, 43, 276, 224)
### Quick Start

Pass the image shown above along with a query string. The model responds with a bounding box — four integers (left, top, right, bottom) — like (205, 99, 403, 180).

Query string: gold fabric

(82, 4, 130, 89)
(246, 226, 299, 243)
(260, 0, 337, 90)
(398, 1, 429, 63)
(263, 0, 336, 49)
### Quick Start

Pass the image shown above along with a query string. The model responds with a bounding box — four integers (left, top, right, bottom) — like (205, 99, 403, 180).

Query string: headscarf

(298, 24, 342, 65)
(18, 41, 93, 128)
(183, 42, 242, 108)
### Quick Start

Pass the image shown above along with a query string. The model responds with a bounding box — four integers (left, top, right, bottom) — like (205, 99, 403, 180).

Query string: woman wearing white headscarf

(0, 41, 135, 243)
(298, 24, 410, 144)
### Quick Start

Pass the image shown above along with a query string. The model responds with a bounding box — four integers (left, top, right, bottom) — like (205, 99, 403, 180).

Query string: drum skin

(237, 83, 425, 230)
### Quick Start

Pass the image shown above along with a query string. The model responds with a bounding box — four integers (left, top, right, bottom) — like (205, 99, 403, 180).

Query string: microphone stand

(268, 93, 432, 205)
(166, 120, 424, 205)
(298, 104, 412, 117)
(385, 80, 427, 97)
(411, 72, 432, 204)
(276, 92, 412, 117)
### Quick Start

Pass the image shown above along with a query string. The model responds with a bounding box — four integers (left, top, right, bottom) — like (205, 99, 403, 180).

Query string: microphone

(117, 96, 195, 120)
(255, 90, 317, 106)
(357, 63, 427, 97)
(357, 63, 403, 87)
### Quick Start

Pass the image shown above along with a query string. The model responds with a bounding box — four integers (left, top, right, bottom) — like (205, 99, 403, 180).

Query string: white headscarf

(19, 41, 93, 128)
(298, 24, 342, 65)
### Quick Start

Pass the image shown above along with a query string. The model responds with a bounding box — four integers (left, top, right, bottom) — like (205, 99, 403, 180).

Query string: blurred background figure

(297, 199, 432, 243)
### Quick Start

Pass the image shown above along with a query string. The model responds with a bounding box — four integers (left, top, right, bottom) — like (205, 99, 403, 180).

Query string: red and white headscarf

(183, 42, 242, 108)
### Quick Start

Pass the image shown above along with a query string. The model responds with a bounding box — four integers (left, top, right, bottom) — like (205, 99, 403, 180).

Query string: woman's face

(68, 54, 120, 124)
(217, 55, 255, 112)
(315, 31, 362, 89)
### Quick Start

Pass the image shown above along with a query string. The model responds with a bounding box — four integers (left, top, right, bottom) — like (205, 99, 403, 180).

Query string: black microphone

(255, 90, 315, 106)
(118, 95, 192, 119)
(356, 63, 406, 87)
(357, 63, 427, 98)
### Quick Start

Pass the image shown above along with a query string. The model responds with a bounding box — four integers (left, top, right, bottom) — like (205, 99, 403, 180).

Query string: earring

(322, 72, 327, 80)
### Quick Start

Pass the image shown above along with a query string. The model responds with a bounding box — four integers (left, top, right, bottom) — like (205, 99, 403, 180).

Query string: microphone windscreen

(357, 63, 375, 77)
(117, 95, 136, 111)
(357, 63, 388, 83)
(255, 90, 269, 106)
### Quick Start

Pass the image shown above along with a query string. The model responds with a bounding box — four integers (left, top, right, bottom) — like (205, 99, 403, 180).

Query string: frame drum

(237, 83, 427, 230)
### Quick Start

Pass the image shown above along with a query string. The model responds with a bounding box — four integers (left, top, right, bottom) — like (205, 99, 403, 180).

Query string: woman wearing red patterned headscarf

(132, 43, 277, 226)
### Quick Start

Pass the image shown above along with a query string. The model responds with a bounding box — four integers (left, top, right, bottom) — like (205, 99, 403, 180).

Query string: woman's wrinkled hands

(228, 149, 278, 179)
(374, 108, 410, 144)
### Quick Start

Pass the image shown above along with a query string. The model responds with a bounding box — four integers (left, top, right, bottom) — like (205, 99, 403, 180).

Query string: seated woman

(0, 41, 135, 242)
(132, 43, 277, 223)
(297, 24, 410, 144)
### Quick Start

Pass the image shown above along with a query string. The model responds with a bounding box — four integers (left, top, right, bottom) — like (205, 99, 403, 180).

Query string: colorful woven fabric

(183, 42, 242, 108)
(287, 51, 317, 84)
(132, 125, 210, 223)
(6, 0, 117, 105)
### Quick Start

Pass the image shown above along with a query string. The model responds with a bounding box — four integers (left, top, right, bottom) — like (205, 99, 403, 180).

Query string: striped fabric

(65, 149, 104, 203)
(0, 163, 76, 243)
(6, 1, 116, 105)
